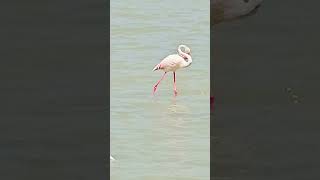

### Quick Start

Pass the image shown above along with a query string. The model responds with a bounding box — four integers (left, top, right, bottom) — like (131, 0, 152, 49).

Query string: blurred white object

(110, 155, 115, 161)
(212, 0, 263, 24)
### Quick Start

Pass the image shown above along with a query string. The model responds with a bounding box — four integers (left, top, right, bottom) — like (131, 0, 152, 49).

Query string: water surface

(111, 0, 210, 179)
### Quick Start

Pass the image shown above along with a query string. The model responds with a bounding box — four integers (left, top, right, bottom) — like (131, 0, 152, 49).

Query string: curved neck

(178, 45, 191, 59)
(177, 45, 192, 67)
(178, 45, 187, 56)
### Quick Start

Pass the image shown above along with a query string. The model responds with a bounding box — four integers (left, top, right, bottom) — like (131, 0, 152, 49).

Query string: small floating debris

(285, 87, 293, 93)
(284, 87, 303, 104)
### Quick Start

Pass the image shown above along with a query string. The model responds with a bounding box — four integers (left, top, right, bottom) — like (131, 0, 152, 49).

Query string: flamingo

(152, 45, 192, 96)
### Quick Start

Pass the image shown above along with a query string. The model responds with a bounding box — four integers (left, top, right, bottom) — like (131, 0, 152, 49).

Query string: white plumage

(152, 45, 192, 96)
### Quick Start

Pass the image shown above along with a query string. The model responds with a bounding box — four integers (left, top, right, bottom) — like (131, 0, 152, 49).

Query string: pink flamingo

(152, 45, 192, 96)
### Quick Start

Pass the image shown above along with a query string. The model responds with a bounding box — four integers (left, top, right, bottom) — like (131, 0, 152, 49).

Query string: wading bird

(152, 45, 192, 96)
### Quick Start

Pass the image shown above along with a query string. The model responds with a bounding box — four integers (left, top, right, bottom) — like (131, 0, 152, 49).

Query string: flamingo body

(153, 54, 191, 72)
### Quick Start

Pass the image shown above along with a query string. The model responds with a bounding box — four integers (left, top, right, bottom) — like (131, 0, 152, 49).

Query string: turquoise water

(111, 0, 210, 179)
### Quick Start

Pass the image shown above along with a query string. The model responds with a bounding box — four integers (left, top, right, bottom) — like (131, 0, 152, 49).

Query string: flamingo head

(179, 45, 191, 55)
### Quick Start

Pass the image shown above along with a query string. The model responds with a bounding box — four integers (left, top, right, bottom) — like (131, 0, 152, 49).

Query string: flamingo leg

(173, 72, 177, 96)
(153, 72, 167, 95)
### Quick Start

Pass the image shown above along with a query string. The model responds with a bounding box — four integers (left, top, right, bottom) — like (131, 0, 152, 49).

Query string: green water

(111, 0, 210, 179)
